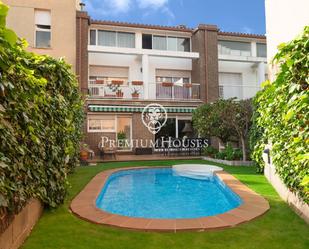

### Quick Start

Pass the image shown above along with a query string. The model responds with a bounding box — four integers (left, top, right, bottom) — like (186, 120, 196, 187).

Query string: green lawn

(22, 160, 309, 249)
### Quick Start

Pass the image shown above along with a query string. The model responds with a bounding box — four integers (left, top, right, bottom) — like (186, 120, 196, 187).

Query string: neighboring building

(265, 0, 309, 80)
(3, 0, 80, 71)
(3, 1, 267, 154)
(78, 19, 267, 154)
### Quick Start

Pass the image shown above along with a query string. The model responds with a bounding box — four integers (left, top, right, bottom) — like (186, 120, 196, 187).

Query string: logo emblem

(142, 103, 167, 134)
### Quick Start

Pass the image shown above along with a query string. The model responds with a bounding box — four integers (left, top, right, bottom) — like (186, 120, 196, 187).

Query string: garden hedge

(0, 2, 84, 215)
(252, 27, 309, 203)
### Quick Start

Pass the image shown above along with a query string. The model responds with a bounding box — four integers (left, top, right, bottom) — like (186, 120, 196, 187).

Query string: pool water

(96, 168, 242, 219)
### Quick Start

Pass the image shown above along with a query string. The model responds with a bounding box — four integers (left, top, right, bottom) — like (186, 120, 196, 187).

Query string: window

(117, 117, 132, 151)
(143, 34, 190, 52)
(219, 73, 243, 99)
(90, 30, 96, 45)
(142, 34, 152, 49)
(35, 10, 51, 48)
(257, 43, 267, 57)
(98, 30, 116, 46)
(218, 40, 251, 56)
(88, 116, 116, 132)
(95, 30, 135, 48)
(177, 37, 190, 52)
(167, 37, 177, 51)
(117, 32, 135, 48)
(153, 36, 167, 50)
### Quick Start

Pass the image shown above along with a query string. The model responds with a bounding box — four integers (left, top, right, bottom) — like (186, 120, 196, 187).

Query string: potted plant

(116, 89, 124, 98)
(80, 144, 89, 160)
(95, 79, 104, 84)
(131, 88, 140, 99)
(112, 80, 124, 85)
(183, 83, 193, 88)
(162, 82, 173, 87)
(131, 81, 143, 86)
(117, 131, 127, 140)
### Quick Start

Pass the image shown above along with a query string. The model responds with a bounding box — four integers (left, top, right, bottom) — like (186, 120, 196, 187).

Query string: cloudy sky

(83, 0, 266, 35)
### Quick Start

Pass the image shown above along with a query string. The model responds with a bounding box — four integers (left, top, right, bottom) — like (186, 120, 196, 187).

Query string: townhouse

(4, 0, 267, 155)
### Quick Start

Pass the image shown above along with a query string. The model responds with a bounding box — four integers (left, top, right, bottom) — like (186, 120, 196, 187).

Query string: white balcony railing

(156, 83, 200, 100)
(88, 80, 144, 100)
(219, 84, 261, 100)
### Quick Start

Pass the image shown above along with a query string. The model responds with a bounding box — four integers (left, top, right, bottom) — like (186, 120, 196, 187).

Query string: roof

(89, 19, 266, 39)
(90, 19, 194, 33)
(218, 31, 266, 39)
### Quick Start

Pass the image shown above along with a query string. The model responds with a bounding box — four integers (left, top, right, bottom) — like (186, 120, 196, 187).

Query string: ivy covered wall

(252, 27, 309, 203)
(0, 3, 84, 215)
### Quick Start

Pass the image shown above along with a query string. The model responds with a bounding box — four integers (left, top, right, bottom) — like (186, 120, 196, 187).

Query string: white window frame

(219, 72, 243, 99)
(152, 35, 191, 52)
(88, 115, 117, 133)
(93, 29, 135, 48)
(34, 9, 51, 48)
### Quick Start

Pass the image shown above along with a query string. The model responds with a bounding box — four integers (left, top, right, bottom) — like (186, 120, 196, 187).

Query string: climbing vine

(0, 2, 84, 216)
(252, 26, 309, 203)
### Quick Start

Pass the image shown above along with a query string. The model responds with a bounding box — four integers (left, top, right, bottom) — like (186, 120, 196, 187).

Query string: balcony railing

(156, 83, 200, 100)
(219, 84, 261, 100)
(88, 80, 144, 100)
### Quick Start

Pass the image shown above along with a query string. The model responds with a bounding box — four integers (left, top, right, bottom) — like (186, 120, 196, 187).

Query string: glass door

(117, 116, 132, 151)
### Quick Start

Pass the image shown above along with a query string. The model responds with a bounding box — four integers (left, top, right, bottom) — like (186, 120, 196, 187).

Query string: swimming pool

(96, 168, 243, 219)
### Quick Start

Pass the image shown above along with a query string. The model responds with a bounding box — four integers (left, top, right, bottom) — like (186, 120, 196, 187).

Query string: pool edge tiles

(70, 166, 270, 232)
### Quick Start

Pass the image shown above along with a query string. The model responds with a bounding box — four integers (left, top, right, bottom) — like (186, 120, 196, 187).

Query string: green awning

(88, 105, 195, 113)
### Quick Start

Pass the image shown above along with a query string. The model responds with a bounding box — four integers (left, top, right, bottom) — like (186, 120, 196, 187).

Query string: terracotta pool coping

(70, 166, 270, 232)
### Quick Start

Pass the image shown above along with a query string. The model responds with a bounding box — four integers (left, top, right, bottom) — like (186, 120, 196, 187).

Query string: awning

(88, 105, 196, 113)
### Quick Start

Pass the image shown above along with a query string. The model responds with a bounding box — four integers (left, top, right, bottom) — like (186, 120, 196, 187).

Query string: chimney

(79, 2, 86, 11)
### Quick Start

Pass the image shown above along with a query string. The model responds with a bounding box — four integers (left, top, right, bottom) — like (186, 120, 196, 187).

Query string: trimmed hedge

(252, 27, 309, 203)
(0, 3, 83, 214)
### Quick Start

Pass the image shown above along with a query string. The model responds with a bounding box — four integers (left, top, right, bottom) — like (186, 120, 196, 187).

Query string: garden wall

(0, 199, 43, 249)
(263, 152, 309, 224)
(203, 157, 253, 166)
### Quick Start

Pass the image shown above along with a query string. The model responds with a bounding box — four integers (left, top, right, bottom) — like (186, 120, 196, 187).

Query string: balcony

(219, 84, 261, 100)
(88, 80, 144, 100)
(156, 83, 200, 100)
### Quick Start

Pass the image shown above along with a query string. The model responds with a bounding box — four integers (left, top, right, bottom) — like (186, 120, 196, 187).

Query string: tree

(192, 99, 236, 144)
(221, 99, 252, 161)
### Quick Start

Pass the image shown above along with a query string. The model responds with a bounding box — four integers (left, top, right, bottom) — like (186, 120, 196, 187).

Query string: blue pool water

(96, 168, 242, 219)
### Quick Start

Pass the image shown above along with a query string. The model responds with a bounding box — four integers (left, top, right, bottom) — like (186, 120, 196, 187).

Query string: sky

(83, 0, 266, 35)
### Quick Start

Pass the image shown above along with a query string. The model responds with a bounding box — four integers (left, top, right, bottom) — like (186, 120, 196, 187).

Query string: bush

(202, 146, 218, 157)
(249, 92, 266, 172)
(253, 27, 309, 203)
(204, 144, 243, 161)
(0, 3, 83, 214)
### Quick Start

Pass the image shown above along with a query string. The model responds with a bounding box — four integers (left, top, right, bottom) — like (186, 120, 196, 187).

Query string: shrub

(0, 2, 84, 215)
(253, 27, 309, 203)
(206, 143, 243, 161)
(249, 92, 266, 172)
(233, 148, 243, 161)
(224, 143, 235, 161)
(202, 146, 218, 157)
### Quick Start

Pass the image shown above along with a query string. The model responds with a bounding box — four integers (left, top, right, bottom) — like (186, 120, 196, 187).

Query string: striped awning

(88, 105, 196, 113)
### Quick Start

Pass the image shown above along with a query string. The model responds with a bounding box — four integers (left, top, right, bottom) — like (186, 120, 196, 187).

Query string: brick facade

(76, 11, 89, 95)
(192, 24, 219, 103)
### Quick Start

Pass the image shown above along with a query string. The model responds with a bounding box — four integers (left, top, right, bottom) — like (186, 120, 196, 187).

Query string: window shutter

(35, 10, 51, 26)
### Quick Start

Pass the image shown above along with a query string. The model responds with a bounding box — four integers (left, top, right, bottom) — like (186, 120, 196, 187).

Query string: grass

(22, 160, 309, 249)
